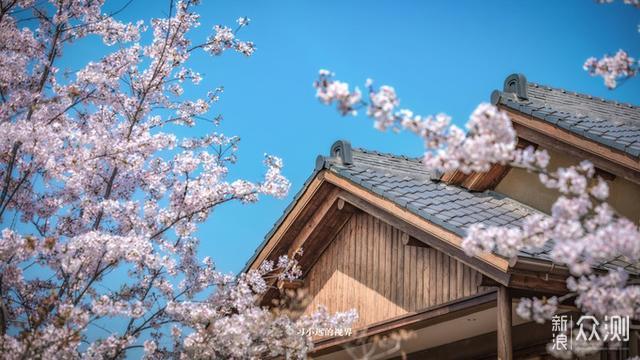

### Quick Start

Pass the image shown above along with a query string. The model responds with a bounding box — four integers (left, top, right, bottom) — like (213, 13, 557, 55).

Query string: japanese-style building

(244, 74, 640, 359)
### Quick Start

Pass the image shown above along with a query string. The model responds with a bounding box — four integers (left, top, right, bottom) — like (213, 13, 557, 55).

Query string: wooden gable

(304, 211, 485, 328)
(246, 170, 511, 285)
(245, 150, 575, 359)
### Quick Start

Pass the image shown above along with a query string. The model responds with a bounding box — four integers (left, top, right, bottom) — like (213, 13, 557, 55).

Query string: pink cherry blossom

(313, 71, 550, 173)
(584, 49, 637, 89)
(0, 2, 354, 358)
(516, 296, 559, 324)
(597, 0, 640, 9)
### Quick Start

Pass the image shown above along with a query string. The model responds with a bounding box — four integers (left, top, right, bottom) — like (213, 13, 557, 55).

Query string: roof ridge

(527, 81, 638, 109)
(483, 189, 542, 215)
(351, 147, 424, 163)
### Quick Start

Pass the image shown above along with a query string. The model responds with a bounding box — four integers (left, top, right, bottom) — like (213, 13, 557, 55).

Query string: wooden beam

(293, 194, 357, 276)
(508, 273, 568, 295)
(276, 279, 305, 290)
(497, 286, 513, 360)
(481, 271, 569, 296)
(311, 290, 498, 356)
(461, 163, 511, 191)
(504, 108, 640, 184)
(288, 187, 340, 257)
(246, 173, 329, 271)
(441, 170, 468, 186)
(595, 167, 616, 181)
(401, 233, 431, 248)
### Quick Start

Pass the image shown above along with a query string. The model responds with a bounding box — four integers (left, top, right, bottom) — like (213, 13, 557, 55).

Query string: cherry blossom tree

(0, 1, 357, 358)
(315, 70, 640, 358)
(585, 1, 639, 88)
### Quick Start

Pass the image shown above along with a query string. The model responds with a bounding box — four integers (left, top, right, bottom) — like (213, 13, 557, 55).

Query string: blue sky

(65, 0, 640, 273)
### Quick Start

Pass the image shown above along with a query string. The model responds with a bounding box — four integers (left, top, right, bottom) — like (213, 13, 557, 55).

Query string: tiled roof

(322, 147, 640, 273)
(319, 148, 554, 261)
(244, 142, 551, 272)
(492, 74, 640, 158)
(324, 149, 532, 235)
(245, 140, 639, 274)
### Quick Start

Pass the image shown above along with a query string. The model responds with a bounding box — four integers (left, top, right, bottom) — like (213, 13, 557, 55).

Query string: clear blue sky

(66, 0, 640, 273)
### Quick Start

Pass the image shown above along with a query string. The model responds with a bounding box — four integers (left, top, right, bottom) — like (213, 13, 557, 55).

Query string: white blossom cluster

(463, 161, 640, 275)
(597, 0, 640, 8)
(0, 1, 354, 358)
(568, 269, 640, 319)
(203, 25, 255, 57)
(515, 296, 559, 324)
(314, 69, 363, 116)
(161, 256, 357, 359)
(313, 70, 550, 173)
(584, 49, 637, 89)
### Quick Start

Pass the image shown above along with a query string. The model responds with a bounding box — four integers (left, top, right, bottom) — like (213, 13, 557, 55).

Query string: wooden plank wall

(304, 211, 482, 328)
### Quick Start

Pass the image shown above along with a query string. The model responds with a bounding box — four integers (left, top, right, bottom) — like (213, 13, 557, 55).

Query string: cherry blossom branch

(0, 142, 20, 214)
(314, 70, 550, 173)
(586, 2, 639, 89)
(584, 49, 638, 89)
(0, 1, 353, 358)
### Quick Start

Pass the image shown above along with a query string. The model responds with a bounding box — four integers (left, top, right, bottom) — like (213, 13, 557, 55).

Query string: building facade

(244, 74, 640, 359)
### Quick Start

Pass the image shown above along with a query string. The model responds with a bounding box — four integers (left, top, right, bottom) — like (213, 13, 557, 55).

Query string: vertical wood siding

(304, 212, 482, 328)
